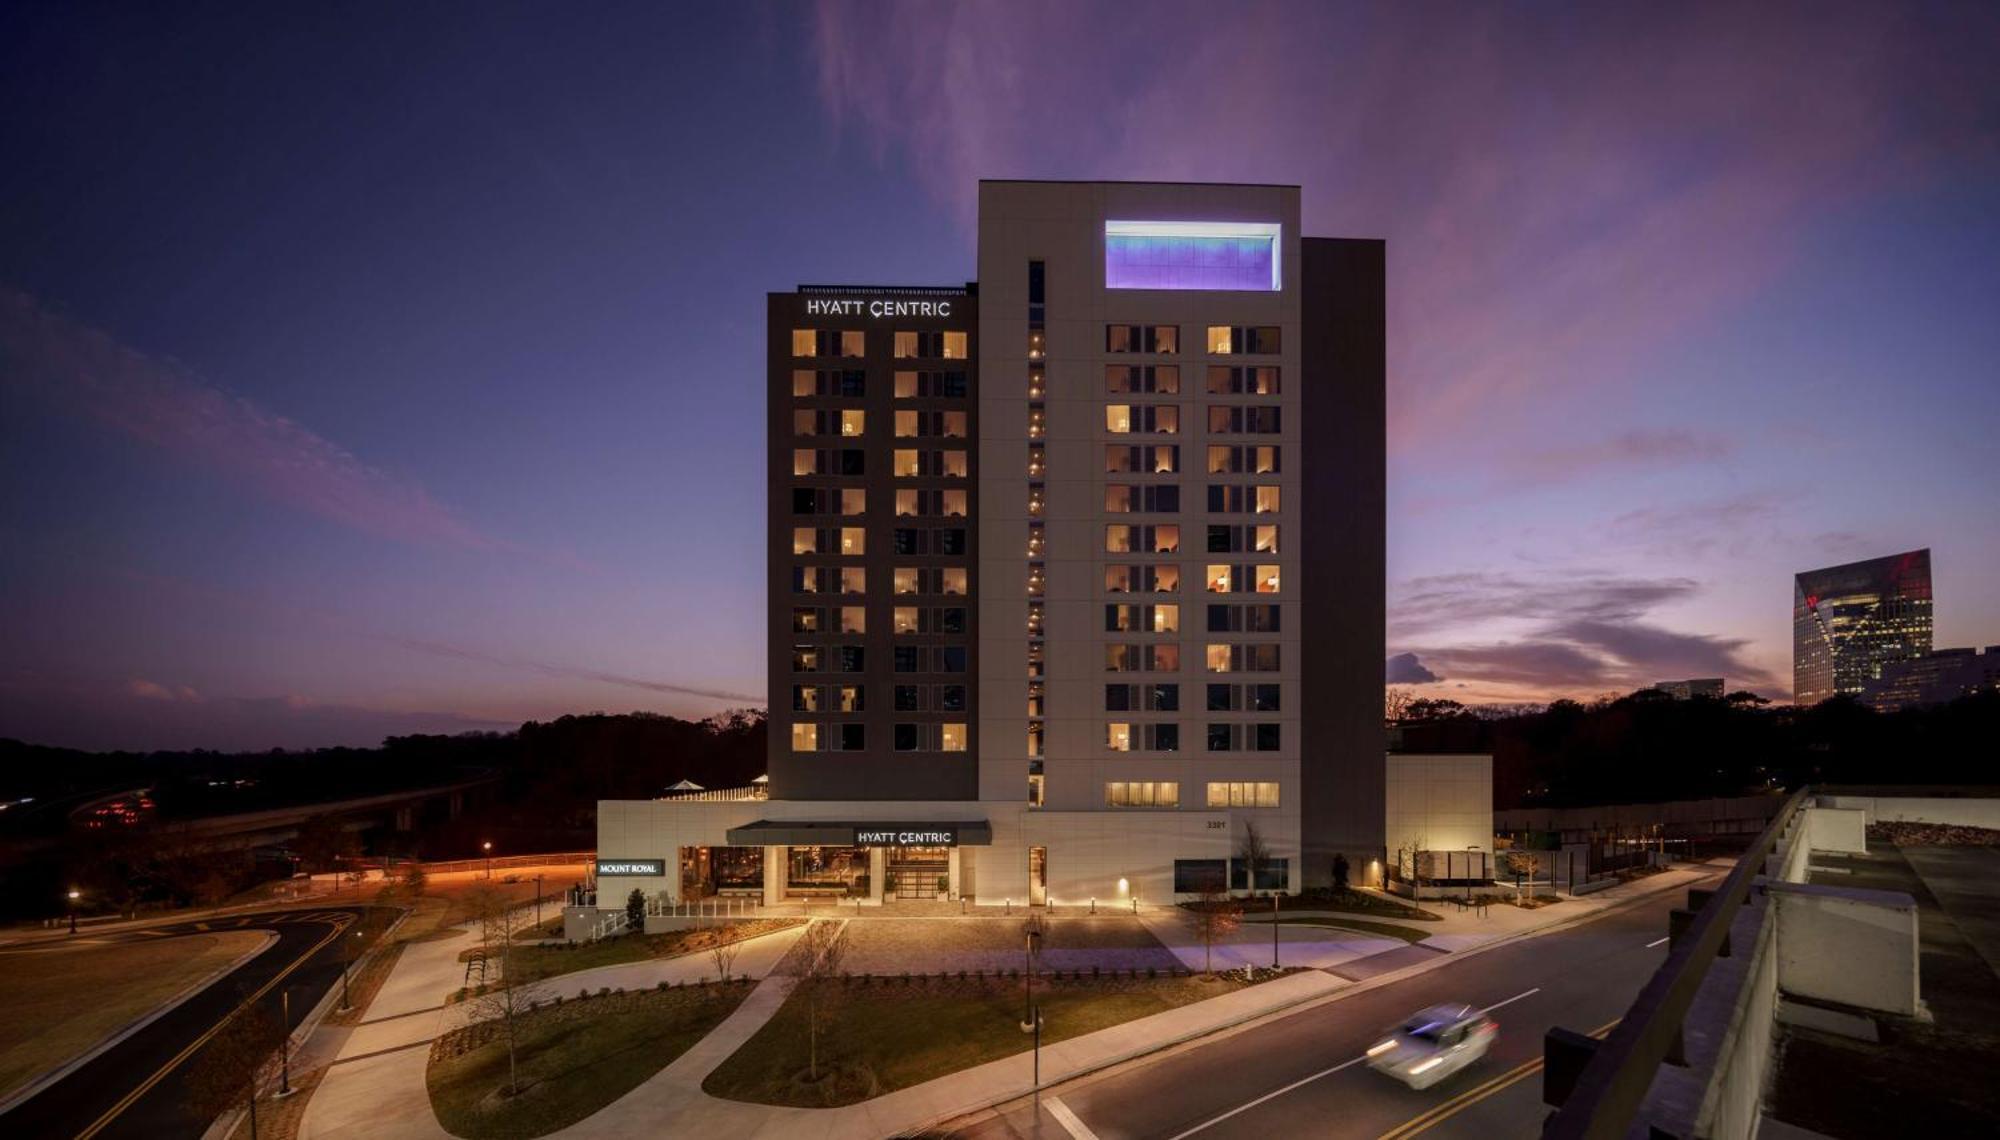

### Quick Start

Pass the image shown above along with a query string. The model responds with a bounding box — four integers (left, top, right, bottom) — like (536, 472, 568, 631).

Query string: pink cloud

(807, 2, 1997, 451)
(1, 289, 494, 550)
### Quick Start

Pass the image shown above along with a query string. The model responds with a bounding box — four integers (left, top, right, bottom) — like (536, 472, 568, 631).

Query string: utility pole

(1272, 893, 1280, 969)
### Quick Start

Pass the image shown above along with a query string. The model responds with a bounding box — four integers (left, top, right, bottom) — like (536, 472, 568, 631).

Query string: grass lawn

(497, 919, 802, 985)
(704, 971, 1270, 1107)
(1252, 916, 1430, 943)
(1277, 891, 1442, 921)
(427, 981, 752, 1139)
(0, 931, 270, 1101)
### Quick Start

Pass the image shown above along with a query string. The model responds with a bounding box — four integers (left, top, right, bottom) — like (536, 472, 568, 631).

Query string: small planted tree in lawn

(1332, 852, 1351, 894)
(401, 859, 427, 899)
(625, 887, 646, 935)
(1503, 849, 1538, 905)
(709, 930, 743, 983)
(1184, 874, 1241, 979)
(1236, 821, 1271, 897)
(796, 919, 848, 1084)
(467, 884, 545, 1098)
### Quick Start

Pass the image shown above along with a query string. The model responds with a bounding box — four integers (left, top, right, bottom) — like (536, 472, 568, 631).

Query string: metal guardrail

(1542, 786, 1811, 1140)
(362, 850, 594, 876)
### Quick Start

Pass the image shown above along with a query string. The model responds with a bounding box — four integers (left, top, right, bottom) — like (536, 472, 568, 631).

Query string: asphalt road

(952, 872, 1719, 1140)
(1, 906, 390, 1140)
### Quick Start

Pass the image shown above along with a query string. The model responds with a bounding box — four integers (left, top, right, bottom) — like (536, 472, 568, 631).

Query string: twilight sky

(3, 2, 1998, 751)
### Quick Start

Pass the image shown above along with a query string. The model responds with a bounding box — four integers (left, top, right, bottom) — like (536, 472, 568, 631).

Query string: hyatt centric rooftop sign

(856, 827, 958, 847)
(595, 859, 665, 876)
(804, 297, 953, 319)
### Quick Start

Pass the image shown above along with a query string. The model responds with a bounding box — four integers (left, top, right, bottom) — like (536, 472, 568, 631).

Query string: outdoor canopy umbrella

(665, 779, 705, 792)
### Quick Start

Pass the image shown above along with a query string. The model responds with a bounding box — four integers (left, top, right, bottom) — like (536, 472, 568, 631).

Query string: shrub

(1147, 966, 1158, 979)
(1092, 965, 1101, 978)
(599, 987, 611, 998)
(579, 987, 590, 1001)
(657, 980, 670, 992)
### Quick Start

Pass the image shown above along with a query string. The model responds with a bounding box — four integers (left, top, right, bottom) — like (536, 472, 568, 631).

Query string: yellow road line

(1375, 1020, 1619, 1140)
(73, 913, 351, 1140)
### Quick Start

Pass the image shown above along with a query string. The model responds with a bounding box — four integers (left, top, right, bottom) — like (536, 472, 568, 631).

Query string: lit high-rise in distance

(1793, 548, 1932, 706)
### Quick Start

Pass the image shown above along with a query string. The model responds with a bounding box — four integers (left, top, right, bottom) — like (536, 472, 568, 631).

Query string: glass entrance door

(1028, 845, 1048, 906)
(887, 846, 950, 899)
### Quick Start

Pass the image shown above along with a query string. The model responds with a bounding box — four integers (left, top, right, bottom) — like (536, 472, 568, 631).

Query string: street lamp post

(1272, 893, 1280, 969)
(1020, 926, 1042, 1031)
(67, 888, 80, 935)
(535, 874, 544, 928)
(482, 841, 493, 880)
(278, 990, 293, 1097)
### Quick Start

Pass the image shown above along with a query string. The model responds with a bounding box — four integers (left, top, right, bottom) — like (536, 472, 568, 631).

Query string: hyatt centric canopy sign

(855, 827, 958, 847)
(595, 859, 665, 876)
(804, 297, 953, 319)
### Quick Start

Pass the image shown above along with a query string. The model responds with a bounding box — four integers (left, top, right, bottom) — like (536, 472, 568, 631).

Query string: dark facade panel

(1299, 237, 1387, 886)
(767, 288, 981, 801)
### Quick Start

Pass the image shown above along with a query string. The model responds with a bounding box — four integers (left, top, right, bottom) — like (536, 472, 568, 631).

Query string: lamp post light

(67, 888, 80, 935)
(535, 874, 545, 928)
(1020, 925, 1042, 1031)
(1272, 893, 1280, 970)
(278, 990, 293, 1097)
(482, 841, 493, 879)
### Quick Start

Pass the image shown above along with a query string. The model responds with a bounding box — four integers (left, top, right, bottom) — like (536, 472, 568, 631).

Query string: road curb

(0, 929, 279, 1117)
(922, 865, 1717, 1135)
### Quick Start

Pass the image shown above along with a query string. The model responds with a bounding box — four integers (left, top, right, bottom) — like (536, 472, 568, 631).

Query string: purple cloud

(385, 637, 761, 705)
(1385, 652, 1441, 684)
(0, 289, 493, 550)
(1501, 430, 1732, 486)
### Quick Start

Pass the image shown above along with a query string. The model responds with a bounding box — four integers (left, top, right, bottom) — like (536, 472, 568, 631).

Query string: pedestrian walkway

(297, 916, 804, 1140)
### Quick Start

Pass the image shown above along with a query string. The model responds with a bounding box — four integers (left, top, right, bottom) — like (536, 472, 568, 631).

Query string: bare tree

(465, 885, 545, 1098)
(1402, 835, 1432, 896)
(1236, 822, 1271, 897)
(1183, 875, 1242, 979)
(794, 919, 848, 1084)
(1502, 849, 1538, 906)
(183, 1000, 285, 1139)
(709, 928, 744, 983)
(401, 859, 427, 899)
(1384, 685, 1415, 725)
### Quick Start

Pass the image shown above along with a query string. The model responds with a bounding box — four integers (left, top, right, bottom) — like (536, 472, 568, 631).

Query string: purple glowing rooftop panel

(1104, 221, 1282, 291)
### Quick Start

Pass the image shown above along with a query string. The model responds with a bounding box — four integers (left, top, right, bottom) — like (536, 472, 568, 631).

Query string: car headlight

(1408, 1057, 1443, 1075)
(1367, 1040, 1398, 1057)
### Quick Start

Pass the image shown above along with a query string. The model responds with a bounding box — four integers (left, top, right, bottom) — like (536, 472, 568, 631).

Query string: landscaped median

(428, 978, 755, 1140)
(452, 917, 804, 997)
(703, 966, 1292, 1108)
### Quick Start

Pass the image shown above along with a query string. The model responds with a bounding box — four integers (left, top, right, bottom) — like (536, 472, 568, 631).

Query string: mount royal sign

(855, 827, 958, 847)
(595, 859, 666, 876)
(803, 297, 954, 319)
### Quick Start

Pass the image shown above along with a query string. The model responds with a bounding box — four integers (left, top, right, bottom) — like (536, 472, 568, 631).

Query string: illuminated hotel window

(895, 410, 919, 437)
(792, 645, 820, 671)
(840, 489, 866, 515)
(942, 489, 968, 517)
(1107, 365, 1180, 394)
(1105, 324, 1180, 354)
(791, 723, 818, 751)
(1206, 781, 1281, 808)
(792, 449, 815, 476)
(838, 686, 864, 712)
(840, 568, 865, 594)
(792, 685, 818, 712)
(792, 607, 820, 633)
(1207, 366, 1281, 395)
(893, 568, 918, 595)
(895, 490, 919, 517)
(1206, 326, 1282, 355)
(1105, 781, 1180, 808)
(839, 528, 864, 555)
(1028, 365, 1046, 399)
(941, 567, 968, 595)
(1153, 605, 1180, 634)
(793, 528, 817, 555)
(941, 723, 967, 751)
(893, 449, 919, 477)
(1028, 762, 1045, 806)
(839, 606, 865, 634)
(895, 371, 918, 398)
(1106, 722, 1133, 751)
(841, 410, 865, 437)
(941, 450, 968, 477)
(894, 607, 917, 634)
(1104, 221, 1281, 292)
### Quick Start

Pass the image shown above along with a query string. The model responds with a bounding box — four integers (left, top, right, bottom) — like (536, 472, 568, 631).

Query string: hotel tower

(598, 181, 1384, 908)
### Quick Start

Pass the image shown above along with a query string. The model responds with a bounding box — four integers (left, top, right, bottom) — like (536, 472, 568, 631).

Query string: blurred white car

(1365, 1003, 1498, 1089)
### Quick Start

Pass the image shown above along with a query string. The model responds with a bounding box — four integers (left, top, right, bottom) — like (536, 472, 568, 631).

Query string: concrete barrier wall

(1769, 882, 1920, 1016)
(1803, 807, 1868, 855)
(1695, 901, 1780, 1140)
(1819, 795, 2000, 830)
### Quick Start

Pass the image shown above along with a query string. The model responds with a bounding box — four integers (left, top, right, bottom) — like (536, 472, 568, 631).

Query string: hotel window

(1207, 683, 1282, 711)
(941, 567, 968, 595)
(841, 568, 865, 593)
(792, 685, 819, 712)
(1106, 781, 1180, 808)
(1205, 643, 1281, 673)
(840, 489, 866, 515)
(839, 606, 865, 634)
(1107, 723, 1132, 751)
(791, 607, 820, 633)
(894, 723, 920, 752)
(1206, 781, 1282, 808)
(1206, 445, 1281, 474)
(1106, 683, 1180, 711)
(940, 685, 966, 711)
(893, 568, 919, 595)
(893, 449, 919, 477)
(792, 645, 820, 672)
(1104, 484, 1181, 514)
(841, 410, 866, 437)
(834, 723, 866, 751)
(893, 607, 918, 634)
(1107, 445, 1181, 474)
(791, 723, 818, 751)
(1206, 525, 1279, 554)
(894, 646, 919, 673)
(1109, 604, 1179, 633)
(1105, 325, 1180, 354)
(941, 723, 967, 751)
(1208, 406, 1281, 434)
(1206, 604, 1281, 633)
(1108, 643, 1182, 672)
(835, 646, 865, 672)
(1206, 366, 1281, 395)
(1104, 525, 1179, 554)
(1205, 326, 1281, 355)
(792, 528, 817, 555)
(792, 329, 865, 358)
(839, 527, 865, 555)
(894, 685, 920, 711)
(941, 450, 968, 477)
(941, 646, 967, 673)
(838, 685, 864, 712)
(1105, 405, 1180, 434)
(1107, 365, 1180, 394)
(1029, 761, 1045, 805)
(1027, 444, 1046, 477)
(1206, 485, 1280, 514)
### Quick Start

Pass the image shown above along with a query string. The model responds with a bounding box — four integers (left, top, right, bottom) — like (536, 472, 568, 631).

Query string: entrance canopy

(724, 820, 992, 847)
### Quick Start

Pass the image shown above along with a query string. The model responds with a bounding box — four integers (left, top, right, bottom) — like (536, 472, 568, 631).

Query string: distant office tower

(1793, 549, 1932, 706)
(1653, 678, 1724, 701)
(1860, 646, 2000, 712)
